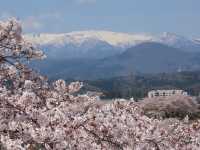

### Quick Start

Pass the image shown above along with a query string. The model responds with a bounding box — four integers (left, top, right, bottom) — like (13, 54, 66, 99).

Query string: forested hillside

(81, 71, 200, 99)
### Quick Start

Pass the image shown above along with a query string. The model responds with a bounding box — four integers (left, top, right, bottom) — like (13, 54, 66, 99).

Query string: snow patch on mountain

(157, 32, 200, 50)
(24, 30, 154, 49)
(67, 31, 154, 48)
(194, 39, 200, 43)
(24, 31, 200, 54)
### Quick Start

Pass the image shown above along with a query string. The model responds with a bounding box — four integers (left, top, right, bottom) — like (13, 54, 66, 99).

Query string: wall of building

(148, 90, 188, 98)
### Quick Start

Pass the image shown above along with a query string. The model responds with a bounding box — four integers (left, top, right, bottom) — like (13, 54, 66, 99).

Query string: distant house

(148, 90, 188, 98)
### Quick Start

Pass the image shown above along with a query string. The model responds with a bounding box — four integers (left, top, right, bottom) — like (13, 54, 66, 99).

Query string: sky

(0, 0, 200, 37)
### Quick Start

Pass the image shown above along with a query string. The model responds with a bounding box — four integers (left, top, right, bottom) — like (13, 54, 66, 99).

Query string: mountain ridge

(24, 31, 200, 52)
(31, 42, 200, 80)
(24, 30, 154, 49)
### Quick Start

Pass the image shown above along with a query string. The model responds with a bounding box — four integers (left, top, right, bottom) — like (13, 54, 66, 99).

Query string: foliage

(140, 95, 200, 120)
(1, 19, 200, 149)
(84, 71, 200, 99)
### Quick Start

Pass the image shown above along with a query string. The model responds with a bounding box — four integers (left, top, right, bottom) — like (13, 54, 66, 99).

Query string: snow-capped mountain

(24, 31, 154, 59)
(194, 39, 200, 44)
(24, 31, 200, 59)
(157, 32, 200, 52)
(26, 31, 200, 79)
(24, 31, 153, 48)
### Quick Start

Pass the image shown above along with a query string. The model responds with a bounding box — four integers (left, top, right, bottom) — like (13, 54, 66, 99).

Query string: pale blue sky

(0, 0, 200, 37)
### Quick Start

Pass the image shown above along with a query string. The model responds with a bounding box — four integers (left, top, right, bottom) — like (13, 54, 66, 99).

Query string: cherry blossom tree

(0, 19, 200, 150)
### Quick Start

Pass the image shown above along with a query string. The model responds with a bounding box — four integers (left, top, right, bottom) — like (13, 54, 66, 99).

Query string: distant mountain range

(24, 31, 154, 59)
(25, 31, 200, 80)
(24, 31, 200, 57)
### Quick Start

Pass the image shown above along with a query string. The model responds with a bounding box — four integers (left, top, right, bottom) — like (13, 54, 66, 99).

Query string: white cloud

(0, 12, 12, 20)
(76, 0, 96, 4)
(21, 12, 62, 32)
(0, 12, 63, 33)
(21, 16, 44, 31)
(0, 12, 44, 31)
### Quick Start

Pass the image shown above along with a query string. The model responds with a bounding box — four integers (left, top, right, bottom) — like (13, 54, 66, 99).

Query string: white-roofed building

(148, 90, 188, 98)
